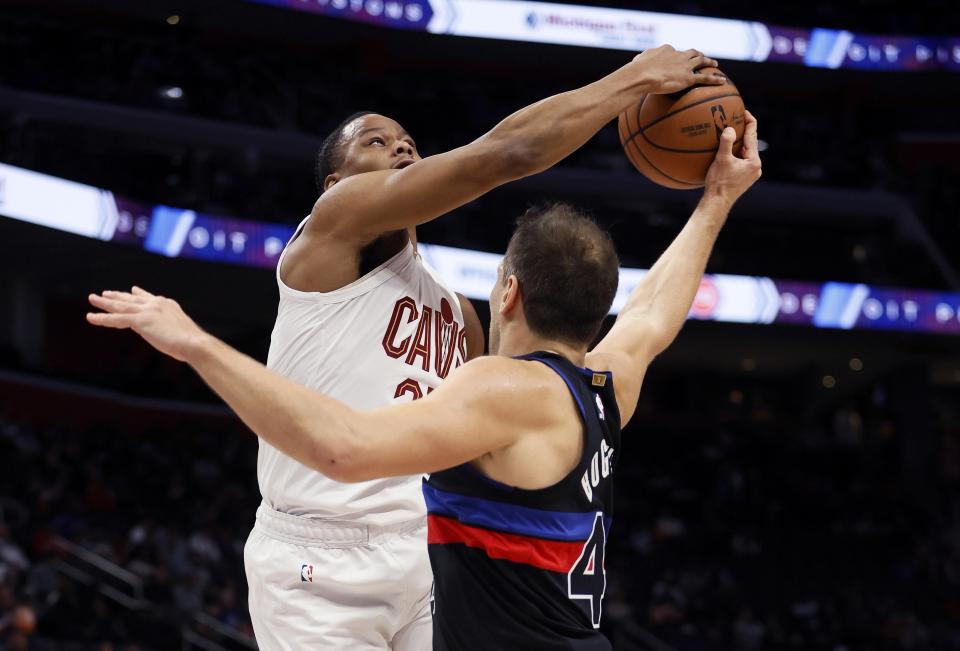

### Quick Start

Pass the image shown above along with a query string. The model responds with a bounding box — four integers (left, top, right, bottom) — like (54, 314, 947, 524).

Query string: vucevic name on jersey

(424, 351, 622, 651)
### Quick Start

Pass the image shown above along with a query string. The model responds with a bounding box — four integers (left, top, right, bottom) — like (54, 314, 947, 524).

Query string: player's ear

(323, 173, 341, 192)
(500, 274, 521, 315)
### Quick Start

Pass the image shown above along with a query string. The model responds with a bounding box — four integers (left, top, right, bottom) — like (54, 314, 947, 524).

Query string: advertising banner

(245, 0, 960, 72)
(2, 161, 958, 335)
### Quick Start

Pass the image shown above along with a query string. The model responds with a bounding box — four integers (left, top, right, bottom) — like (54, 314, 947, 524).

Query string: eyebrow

(355, 127, 416, 145)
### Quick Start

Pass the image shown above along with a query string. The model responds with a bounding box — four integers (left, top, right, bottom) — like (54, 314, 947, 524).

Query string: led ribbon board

(2, 161, 959, 335)
(247, 0, 960, 72)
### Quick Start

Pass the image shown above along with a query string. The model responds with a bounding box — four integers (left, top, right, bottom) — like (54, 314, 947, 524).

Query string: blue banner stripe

(423, 483, 599, 542)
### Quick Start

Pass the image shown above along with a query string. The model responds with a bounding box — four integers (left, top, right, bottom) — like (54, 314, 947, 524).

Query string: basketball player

(89, 111, 760, 649)
(130, 45, 720, 650)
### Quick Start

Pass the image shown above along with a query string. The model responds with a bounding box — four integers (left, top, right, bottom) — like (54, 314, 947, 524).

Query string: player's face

(488, 265, 505, 355)
(337, 114, 420, 178)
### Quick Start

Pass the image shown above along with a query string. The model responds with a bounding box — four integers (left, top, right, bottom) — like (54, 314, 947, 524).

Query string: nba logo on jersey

(595, 394, 605, 421)
(300, 563, 313, 583)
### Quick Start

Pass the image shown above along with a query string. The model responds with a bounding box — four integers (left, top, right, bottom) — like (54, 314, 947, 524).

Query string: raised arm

(317, 46, 725, 243)
(588, 112, 762, 425)
(86, 289, 537, 481)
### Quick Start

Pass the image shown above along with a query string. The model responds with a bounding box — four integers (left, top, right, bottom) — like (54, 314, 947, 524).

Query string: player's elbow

(299, 417, 369, 483)
(499, 142, 541, 179)
(474, 135, 540, 182)
(319, 454, 364, 483)
(312, 438, 369, 483)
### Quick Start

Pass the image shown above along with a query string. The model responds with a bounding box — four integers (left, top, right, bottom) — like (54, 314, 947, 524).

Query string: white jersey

(258, 220, 468, 526)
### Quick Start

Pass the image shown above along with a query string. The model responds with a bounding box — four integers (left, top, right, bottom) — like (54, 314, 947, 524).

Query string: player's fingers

(683, 48, 703, 60)
(88, 293, 141, 314)
(86, 311, 135, 329)
(717, 127, 736, 158)
(700, 71, 727, 85)
(103, 289, 148, 303)
(131, 286, 155, 298)
(743, 113, 760, 161)
(690, 54, 720, 71)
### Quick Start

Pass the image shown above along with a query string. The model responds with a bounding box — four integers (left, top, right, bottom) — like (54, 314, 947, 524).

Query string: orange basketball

(618, 68, 745, 189)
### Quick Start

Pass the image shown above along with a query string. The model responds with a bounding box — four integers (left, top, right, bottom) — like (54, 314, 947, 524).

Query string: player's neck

(497, 331, 586, 367)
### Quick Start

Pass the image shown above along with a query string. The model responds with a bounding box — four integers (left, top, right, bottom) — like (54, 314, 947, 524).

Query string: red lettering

(405, 306, 433, 371)
(455, 329, 468, 368)
(395, 378, 429, 401)
(433, 311, 459, 380)
(382, 297, 418, 358)
(384, 296, 468, 376)
(394, 378, 423, 400)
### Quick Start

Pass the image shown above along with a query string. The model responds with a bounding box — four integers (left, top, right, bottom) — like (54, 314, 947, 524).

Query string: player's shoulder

(443, 355, 575, 410)
(429, 356, 570, 431)
(444, 355, 568, 393)
(445, 355, 535, 386)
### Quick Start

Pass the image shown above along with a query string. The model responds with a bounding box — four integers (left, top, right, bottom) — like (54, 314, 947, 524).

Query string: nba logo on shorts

(300, 563, 313, 583)
(595, 394, 605, 421)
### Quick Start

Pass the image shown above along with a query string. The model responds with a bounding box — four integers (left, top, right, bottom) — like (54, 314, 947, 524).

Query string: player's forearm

(480, 60, 655, 178)
(619, 194, 732, 353)
(185, 335, 362, 479)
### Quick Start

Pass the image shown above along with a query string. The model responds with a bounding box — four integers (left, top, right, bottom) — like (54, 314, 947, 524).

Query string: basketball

(618, 68, 745, 189)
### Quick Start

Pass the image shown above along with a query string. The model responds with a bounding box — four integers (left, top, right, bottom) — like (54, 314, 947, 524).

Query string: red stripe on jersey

(427, 514, 584, 573)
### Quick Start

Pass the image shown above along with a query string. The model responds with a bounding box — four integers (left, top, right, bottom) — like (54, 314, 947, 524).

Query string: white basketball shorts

(244, 502, 433, 651)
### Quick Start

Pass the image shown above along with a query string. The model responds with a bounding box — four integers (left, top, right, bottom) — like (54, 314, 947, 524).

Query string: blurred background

(1, 0, 960, 649)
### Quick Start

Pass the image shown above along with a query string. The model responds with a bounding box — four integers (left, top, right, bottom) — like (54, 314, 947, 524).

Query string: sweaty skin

(88, 112, 761, 490)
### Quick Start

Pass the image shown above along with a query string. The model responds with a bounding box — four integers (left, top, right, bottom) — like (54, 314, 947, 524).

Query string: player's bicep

(319, 140, 518, 240)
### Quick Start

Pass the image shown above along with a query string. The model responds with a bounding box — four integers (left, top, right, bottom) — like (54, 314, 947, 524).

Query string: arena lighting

(3, 161, 960, 336)
(160, 86, 184, 99)
(245, 0, 960, 72)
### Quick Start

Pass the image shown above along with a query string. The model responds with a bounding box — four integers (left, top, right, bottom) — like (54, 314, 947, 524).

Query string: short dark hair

(502, 203, 619, 346)
(314, 110, 377, 195)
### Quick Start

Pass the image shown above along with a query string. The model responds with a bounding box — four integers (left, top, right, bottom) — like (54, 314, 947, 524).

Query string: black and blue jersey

(424, 351, 622, 650)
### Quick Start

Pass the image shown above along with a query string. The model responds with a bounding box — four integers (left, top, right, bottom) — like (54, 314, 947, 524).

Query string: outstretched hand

(632, 45, 726, 95)
(87, 287, 208, 363)
(704, 110, 762, 205)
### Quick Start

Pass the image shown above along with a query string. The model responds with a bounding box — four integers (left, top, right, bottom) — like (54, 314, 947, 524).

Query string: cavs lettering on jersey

(424, 351, 622, 651)
(259, 218, 467, 526)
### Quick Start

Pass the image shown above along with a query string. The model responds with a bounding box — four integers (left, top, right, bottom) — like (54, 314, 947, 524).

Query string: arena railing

(49, 535, 258, 651)
(50, 535, 146, 611)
